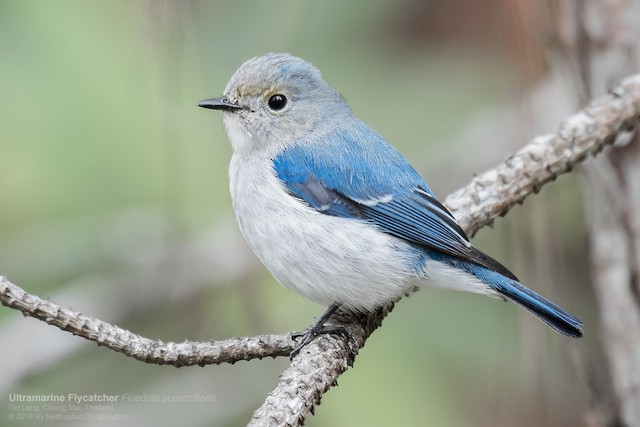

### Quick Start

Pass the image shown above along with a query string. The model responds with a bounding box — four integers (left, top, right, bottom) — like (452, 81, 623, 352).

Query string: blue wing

(273, 124, 518, 280)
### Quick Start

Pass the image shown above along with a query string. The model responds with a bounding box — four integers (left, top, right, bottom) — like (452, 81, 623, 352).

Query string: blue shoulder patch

(273, 123, 427, 202)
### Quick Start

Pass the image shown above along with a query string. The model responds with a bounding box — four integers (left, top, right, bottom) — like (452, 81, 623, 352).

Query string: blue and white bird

(199, 53, 583, 354)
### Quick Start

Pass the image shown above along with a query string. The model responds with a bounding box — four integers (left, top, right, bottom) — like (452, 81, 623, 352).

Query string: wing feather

(273, 127, 517, 280)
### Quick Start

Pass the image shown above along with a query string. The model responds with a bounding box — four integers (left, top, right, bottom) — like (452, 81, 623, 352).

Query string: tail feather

(425, 249, 584, 338)
(493, 279, 583, 338)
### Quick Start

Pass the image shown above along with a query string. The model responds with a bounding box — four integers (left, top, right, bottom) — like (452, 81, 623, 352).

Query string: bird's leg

(290, 303, 351, 359)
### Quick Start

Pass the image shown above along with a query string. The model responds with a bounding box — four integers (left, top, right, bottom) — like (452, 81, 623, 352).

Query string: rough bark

(574, 1, 640, 424)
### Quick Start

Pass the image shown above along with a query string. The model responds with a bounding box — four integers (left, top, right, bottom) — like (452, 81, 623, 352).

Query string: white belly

(229, 154, 422, 311)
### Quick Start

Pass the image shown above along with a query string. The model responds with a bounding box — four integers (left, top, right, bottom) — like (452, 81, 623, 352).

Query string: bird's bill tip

(198, 97, 243, 111)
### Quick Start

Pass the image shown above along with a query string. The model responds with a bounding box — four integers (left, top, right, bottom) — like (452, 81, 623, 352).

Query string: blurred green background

(0, 1, 599, 426)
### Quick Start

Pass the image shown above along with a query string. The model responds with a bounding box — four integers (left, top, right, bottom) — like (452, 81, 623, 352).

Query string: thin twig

(0, 276, 293, 365)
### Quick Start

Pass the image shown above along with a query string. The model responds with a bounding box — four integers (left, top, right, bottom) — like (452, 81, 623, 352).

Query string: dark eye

(268, 94, 287, 110)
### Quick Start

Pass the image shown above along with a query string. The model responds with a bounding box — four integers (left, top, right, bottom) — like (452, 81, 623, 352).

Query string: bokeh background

(0, 1, 602, 426)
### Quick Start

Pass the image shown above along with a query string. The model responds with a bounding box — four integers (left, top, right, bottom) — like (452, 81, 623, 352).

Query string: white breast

(228, 153, 423, 311)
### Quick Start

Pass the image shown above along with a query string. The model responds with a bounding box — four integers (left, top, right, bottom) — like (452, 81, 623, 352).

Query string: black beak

(198, 97, 243, 111)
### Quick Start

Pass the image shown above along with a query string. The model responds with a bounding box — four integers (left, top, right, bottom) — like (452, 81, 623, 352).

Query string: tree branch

(572, 1, 640, 423)
(0, 276, 293, 365)
(1, 73, 639, 426)
(446, 74, 640, 237)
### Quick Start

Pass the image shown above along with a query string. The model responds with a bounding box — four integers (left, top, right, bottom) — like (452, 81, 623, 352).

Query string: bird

(198, 53, 583, 356)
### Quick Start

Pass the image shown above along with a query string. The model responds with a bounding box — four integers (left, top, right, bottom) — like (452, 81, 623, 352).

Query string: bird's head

(199, 53, 350, 155)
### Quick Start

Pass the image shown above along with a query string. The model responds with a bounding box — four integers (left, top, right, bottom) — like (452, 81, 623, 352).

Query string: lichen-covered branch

(446, 73, 640, 237)
(1, 73, 639, 426)
(0, 276, 293, 365)
(573, 1, 640, 424)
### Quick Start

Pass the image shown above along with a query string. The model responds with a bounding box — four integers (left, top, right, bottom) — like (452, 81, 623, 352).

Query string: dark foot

(290, 303, 352, 359)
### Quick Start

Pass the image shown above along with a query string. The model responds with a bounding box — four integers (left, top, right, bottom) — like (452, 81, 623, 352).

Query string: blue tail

(424, 249, 583, 337)
(444, 255, 583, 337)
(491, 278, 583, 338)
